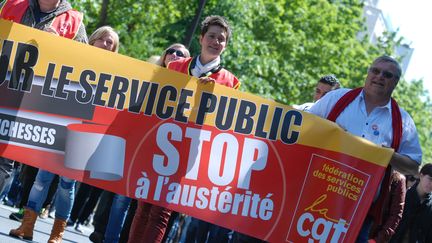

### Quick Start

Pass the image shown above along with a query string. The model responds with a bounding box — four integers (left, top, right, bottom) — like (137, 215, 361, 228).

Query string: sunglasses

(368, 67, 397, 79)
(166, 48, 185, 57)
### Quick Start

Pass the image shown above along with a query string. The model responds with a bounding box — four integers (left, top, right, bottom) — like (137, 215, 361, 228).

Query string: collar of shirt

(359, 90, 392, 112)
(191, 56, 220, 78)
(31, 0, 60, 25)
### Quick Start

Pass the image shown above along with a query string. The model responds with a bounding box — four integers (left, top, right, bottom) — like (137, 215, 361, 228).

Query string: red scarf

(327, 87, 402, 225)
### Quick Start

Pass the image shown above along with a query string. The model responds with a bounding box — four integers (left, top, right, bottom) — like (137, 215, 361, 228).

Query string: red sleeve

(232, 76, 241, 90)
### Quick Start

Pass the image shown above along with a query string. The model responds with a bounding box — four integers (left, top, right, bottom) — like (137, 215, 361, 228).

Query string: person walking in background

(390, 163, 432, 243)
(294, 74, 340, 111)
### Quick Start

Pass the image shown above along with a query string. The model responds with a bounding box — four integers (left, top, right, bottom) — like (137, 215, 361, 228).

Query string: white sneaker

(48, 210, 56, 219)
(75, 224, 85, 233)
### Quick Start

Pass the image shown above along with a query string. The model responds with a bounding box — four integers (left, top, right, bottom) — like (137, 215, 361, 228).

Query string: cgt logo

(296, 212, 348, 243)
(295, 194, 349, 242)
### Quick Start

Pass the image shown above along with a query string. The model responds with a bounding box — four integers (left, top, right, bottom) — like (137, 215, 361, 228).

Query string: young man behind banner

(294, 74, 340, 111)
(309, 55, 422, 243)
(167, 15, 264, 243)
(168, 15, 241, 243)
(126, 15, 246, 243)
(0, 0, 88, 242)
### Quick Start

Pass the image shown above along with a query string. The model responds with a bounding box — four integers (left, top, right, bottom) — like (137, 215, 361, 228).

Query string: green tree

(393, 80, 432, 163)
(70, 0, 432, 163)
(196, 0, 379, 104)
(72, 0, 197, 59)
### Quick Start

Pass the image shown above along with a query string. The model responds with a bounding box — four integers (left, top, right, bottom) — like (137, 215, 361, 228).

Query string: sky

(378, 0, 432, 97)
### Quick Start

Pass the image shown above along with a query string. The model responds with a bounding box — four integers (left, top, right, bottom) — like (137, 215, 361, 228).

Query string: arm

(373, 172, 406, 242)
(308, 88, 349, 117)
(394, 110, 421, 175)
(198, 76, 216, 84)
(73, 22, 88, 44)
(390, 153, 419, 175)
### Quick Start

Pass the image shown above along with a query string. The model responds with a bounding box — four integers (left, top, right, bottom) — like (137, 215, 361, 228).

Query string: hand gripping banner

(0, 20, 393, 242)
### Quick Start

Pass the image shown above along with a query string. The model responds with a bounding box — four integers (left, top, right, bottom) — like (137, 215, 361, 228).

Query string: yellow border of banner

(0, 20, 393, 167)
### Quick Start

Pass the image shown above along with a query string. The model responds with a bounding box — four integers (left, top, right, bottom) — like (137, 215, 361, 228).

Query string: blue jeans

(27, 170, 75, 220)
(0, 157, 14, 195)
(0, 166, 20, 202)
(104, 194, 131, 243)
(186, 218, 232, 243)
(179, 215, 192, 243)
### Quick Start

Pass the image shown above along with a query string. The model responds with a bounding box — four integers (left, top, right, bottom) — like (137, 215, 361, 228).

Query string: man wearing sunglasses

(309, 55, 422, 242)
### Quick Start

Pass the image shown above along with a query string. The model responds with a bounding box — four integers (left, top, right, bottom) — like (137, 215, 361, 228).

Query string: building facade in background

(360, 0, 413, 74)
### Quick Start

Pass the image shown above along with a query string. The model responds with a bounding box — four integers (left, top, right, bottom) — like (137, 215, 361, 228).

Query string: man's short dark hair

(319, 74, 340, 88)
(420, 163, 432, 177)
(201, 15, 232, 42)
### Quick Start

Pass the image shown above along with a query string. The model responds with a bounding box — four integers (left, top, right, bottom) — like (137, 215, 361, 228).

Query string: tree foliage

(70, 0, 432, 163)
(393, 80, 432, 162)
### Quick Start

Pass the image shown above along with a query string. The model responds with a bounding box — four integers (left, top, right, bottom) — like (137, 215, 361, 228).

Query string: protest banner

(0, 20, 393, 242)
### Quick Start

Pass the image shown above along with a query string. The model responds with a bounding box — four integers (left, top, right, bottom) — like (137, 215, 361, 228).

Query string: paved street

(0, 205, 92, 243)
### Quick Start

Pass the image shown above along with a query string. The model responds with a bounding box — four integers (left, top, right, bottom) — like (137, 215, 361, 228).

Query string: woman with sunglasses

(157, 43, 190, 67)
(127, 43, 190, 243)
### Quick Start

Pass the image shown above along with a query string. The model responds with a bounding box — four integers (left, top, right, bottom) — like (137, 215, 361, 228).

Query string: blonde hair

(147, 55, 161, 64)
(88, 26, 120, 53)
(156, 43, 190, 67)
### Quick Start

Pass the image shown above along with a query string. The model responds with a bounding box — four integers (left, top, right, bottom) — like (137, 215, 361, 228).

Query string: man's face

(313, 82, 333, 101)
(199, 25, 227, 61)
(93, 34, 115, 52)
(38, 0, 60, 11)
(419, 174, 432, 194)
(364, 61, 399, 99)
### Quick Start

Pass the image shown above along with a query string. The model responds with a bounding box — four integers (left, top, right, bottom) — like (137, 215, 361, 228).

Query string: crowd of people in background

(0, 0, 430, 243)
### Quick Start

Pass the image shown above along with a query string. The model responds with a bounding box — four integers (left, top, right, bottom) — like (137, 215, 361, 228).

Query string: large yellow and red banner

(0, 20, 393, 242)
